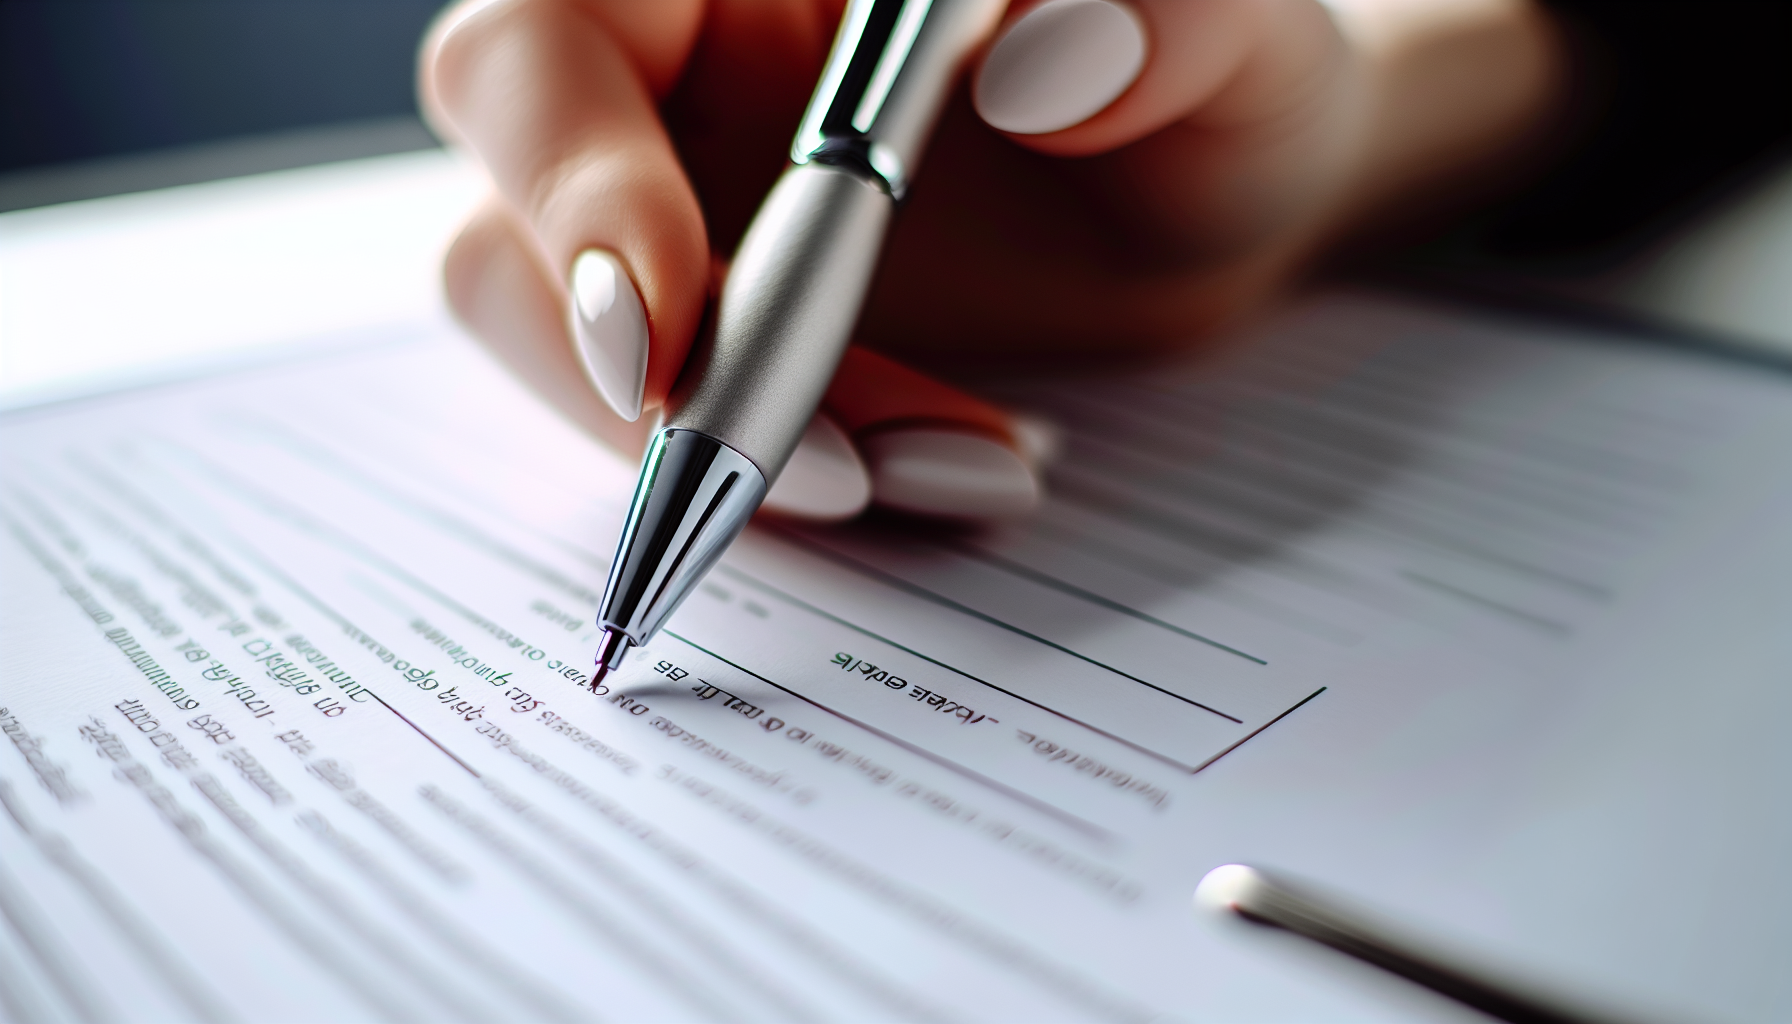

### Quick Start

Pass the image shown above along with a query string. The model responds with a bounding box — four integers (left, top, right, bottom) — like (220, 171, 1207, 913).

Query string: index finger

(424, 0, 710, 412)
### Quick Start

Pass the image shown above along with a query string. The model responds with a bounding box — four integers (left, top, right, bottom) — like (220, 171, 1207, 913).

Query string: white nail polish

(974, 0, 1147, 135)
(762, 414, 872, 521)
(862, 429, 1041, 518)
(568, 248, 649, 422)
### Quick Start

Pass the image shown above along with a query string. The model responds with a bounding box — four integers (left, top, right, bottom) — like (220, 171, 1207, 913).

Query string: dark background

(1, 0, 448, 174)
(3, 1, 1788, 271)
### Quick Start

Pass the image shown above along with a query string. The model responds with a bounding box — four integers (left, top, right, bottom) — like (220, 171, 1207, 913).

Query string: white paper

(2, 292, 1789, 1023)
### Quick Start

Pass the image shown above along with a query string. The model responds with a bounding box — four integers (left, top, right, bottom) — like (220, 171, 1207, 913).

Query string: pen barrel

(667, 162, 892, 479)
(791, 0, 1005, 198)
(594, 0, 999, 659)
(605, 165, 885, 650)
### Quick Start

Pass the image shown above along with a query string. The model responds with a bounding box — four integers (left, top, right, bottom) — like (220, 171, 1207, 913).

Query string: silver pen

(589, 0, 1004, 687)
(1196, 865, 1628, 1024)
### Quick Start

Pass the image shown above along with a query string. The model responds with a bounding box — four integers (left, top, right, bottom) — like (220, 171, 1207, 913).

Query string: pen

(588, 0, 1004, 687)
(1195, 865, 1627, 1024)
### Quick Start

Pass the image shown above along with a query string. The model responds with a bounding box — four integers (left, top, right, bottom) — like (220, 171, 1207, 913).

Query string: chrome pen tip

(590, 628, 630, 692)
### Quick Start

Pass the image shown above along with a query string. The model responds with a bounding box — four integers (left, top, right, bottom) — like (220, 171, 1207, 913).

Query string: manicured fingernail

(762, 414, 872, 521)
(1007, 411, 1064, 469)
(568, 248, 648, 422)
(861, 429, 1041, 518)
(974, 0, 1146, 135)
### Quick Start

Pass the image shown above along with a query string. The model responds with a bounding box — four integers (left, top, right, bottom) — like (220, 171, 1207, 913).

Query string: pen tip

(591, 628, 629, 692)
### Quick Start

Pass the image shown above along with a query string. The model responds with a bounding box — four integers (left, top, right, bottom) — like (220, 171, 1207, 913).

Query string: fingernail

(762, 414, 872, 522)
(974, 0, 1146, 135)
(568, 248, 648, 422)
(862, 429, 1042, 518)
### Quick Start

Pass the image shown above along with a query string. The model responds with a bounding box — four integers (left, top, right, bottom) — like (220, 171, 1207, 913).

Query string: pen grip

(667, 162, 893, 479)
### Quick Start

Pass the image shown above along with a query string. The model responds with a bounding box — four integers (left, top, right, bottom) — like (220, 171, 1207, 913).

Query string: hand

(421, 0, 1559, 520)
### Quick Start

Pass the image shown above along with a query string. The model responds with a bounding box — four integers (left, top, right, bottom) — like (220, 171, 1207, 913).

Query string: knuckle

(428, 0, 540, 117)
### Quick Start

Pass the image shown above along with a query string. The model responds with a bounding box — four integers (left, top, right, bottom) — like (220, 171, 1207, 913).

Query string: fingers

(970, 0, 1557, 254)
(429, 0, 1053, 521)
(447, 198, 864, 518)
(968, 0, 1360, 267)
(444, 198, 657, 455)
(445, 200, 1040, 521)
(825, 348, 1043, 518)
(426, 0, 711, 417)
(770, 347, 1055, 520)
(446, 198, 864, 519)
(762, 414, 872, 522)
(974, 0, 1347, 156)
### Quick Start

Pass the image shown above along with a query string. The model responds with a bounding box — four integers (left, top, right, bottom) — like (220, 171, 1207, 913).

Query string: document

(3, 292, 1789, 1022)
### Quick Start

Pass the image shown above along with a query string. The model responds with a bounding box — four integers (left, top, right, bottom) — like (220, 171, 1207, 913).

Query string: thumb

(972, 0, 1344, 155)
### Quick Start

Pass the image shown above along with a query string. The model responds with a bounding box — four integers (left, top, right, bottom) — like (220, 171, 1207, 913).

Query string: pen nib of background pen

(590, 628, 627, 692)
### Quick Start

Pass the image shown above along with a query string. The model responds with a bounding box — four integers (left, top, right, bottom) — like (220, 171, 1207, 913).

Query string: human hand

(421, 0, 1558, 520)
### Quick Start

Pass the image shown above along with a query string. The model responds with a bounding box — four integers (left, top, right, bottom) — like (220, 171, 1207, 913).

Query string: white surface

(2, 292, 1789, 1021)
(0, 148, 485, 408)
